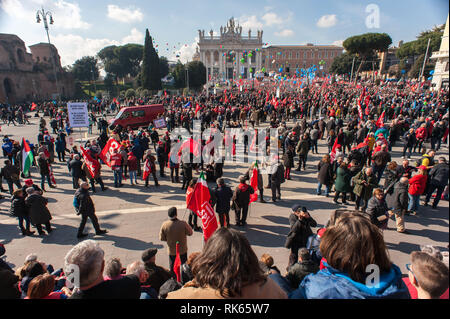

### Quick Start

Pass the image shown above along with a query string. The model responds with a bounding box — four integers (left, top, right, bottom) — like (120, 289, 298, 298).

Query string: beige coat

(167, 277, 287, 299)
(159, 218, 193, 256)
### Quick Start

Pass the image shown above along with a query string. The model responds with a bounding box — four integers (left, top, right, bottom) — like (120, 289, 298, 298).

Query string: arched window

(17, 49, 25, 63)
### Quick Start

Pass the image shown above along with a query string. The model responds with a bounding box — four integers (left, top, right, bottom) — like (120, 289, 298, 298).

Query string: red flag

(80, 147, 100, 178)
(195, 103, 202, 115)
(179, 138, 200, 157)
(376, 110, 385, 128)
(249, 167, 259, 203)
(99, 138, 121, 167)
(330, 137, 340, 162)
(187, 172, 218, 242)
(31, 103, 37, 111)
(173, 242, 182, 282)
(142, 158, 152, 181)
(357, 99, 364, 120)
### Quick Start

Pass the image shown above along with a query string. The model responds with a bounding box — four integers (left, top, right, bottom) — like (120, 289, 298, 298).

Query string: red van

(109, 104, 165, 129)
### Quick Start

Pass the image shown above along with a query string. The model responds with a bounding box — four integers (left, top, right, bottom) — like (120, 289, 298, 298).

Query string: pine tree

(141, 29, 162, 91)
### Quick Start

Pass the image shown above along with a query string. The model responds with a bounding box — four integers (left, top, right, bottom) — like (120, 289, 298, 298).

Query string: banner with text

(67, 102, 89, 128)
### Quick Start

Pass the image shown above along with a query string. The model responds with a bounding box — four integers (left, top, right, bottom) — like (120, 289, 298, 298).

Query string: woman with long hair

(290, 213, 410, 299)
(167, 228, 287, 299)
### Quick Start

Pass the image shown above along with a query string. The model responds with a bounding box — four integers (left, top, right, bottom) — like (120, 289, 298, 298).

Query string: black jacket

(69, 159, 83, 178)
(232, 184, 254, 208)
(70, 275, 140, 299)
(213, 185, 233, 214)
(366, 197, 388, 228)
(10, 195, 28, 218)
(317, 161, 333, 185)
(286, 260, 320, 289)
(428, 163, 449, 187)
(286, 214, 317, 249)
(37, 157, 50, 175)
(74, 188, 95, 216)
(25, 194, 52, 225)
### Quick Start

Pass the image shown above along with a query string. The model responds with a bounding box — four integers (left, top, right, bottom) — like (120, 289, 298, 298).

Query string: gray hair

(26, 187, 35, 195)
(399, 177, 409, 184)
(104, 258, 122, 278)
(64, 240, 104, 288)
(126, 261, 147, 278)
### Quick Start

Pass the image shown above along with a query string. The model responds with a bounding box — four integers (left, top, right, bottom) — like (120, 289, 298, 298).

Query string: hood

(321, 262, 407, 297)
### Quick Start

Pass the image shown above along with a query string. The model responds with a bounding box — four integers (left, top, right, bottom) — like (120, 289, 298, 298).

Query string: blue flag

(183, 102, 191, 109)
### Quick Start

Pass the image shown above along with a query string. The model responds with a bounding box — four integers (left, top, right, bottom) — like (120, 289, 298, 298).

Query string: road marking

(0, 193, 324, 225)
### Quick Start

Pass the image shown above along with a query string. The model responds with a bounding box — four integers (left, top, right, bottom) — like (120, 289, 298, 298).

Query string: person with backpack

(74, 182, 107, 238)
(232, 175, 254, 226)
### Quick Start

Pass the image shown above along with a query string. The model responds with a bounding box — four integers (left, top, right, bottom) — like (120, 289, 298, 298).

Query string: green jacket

(335, 167, 352, 193)
(353, 170, 378, 200)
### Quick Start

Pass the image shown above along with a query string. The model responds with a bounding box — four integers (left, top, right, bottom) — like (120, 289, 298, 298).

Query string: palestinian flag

(187, 172, 218, 242)
(21, 138, 34, 176)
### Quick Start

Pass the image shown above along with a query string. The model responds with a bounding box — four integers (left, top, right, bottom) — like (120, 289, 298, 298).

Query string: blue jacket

(289, 263, 410, 299)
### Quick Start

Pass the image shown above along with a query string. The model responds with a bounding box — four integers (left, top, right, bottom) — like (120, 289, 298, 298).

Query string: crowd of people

(0, 78, 449, 299)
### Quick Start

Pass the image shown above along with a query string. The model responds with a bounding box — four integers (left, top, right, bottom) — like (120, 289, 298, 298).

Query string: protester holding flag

(80, 147, 106, 193)
(213, 178, 233, 228)
(143, 150, 159, 188)
(245, 161, 265, 203)
(159, 207, 193, 274)
(232, 175, 255, 227)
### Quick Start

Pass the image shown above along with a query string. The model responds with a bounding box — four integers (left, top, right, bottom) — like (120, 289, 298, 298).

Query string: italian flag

(21, 138, 34, 176)
(186, 172, 218, 242)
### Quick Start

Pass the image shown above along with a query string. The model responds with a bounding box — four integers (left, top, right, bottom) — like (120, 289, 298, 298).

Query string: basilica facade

(196, 18, 264, 83)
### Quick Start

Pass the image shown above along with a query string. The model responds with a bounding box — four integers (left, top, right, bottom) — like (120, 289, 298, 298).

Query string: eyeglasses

(406, 263, 417, 281)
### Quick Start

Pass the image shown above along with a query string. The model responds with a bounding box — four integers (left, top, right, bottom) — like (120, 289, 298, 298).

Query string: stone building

(261, 44, 343, 75)
(0, 33, 74, 104)
(430, 14, 449, 91)
(197, 18, 264, 82)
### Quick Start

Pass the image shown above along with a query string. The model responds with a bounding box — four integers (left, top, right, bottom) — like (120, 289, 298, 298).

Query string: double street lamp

(36, 7, 60, 100)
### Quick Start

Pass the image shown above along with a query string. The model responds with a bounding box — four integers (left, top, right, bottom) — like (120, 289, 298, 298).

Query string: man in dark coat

(141, 248, 174, 294)
(213, 178, 233, 228)
(424, 157, 449, 209)
(393, 177, 410, 234)
(270, 159, 285, 202)
(74, 182, 107, 238)
(232, 175, 254, 226)
(244, 162, 265, 203)
(1, 160, 22, 195)
(10, 189, 34, 236)
(25, 188, 52, 235)
(68, 154, 84, 189)
(286, 247, 319, 289)
(286, 205, 317, 269)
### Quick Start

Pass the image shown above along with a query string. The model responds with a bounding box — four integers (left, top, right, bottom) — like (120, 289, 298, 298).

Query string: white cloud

(1, 0, 91, 29)
(332, 39, 344, 47)
(238, 15, 263, 31)
(168, 38, 199, 64)
(51, 28, 145, 67)
(275, 29, 294, 37)
(262, 12, 284, 26)
(317, 14, 338, 28)
(122, 28, 144, 44)
(107, 4, 143, 23)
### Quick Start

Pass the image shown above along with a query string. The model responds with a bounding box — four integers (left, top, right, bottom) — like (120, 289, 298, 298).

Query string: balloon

(240, 58, 245, 63)
(239, 75, 242, 79)
(279, 68, 283, 72)
(248, 52, 253, 58)
(261, 67, 266, 72)
(429, 70, 434, 75)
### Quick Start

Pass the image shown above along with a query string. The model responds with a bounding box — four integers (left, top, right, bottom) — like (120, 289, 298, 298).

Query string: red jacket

(127, 155, 138, 171)
(415, 127, 427, 140)
(110, 153, 122, 169)
(408, 174, 428, 196)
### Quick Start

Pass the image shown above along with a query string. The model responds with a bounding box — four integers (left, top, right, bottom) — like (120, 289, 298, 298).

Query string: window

(311, 51, 314, 59)
(117, 111, 129, 120)
(330, 51, 334, 58)
(132, 110, 145, 118)
(250, 51, 256, 63)
(325, 51, 328, 58)
(17, 49, 24, 63)
(303, 52, 307, 59)
(289, 52, 292, 59)
(317, 52, 321, 59)
(296, 52, 299, 59)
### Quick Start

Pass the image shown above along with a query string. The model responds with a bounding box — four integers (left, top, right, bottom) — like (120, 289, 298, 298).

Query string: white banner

(67, 102, 89, 128)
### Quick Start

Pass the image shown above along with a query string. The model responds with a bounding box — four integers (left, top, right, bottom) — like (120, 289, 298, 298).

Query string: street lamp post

(36, 7, 60, 101)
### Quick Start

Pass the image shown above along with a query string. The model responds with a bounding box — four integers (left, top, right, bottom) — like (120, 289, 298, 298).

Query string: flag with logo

(186, 172, 218, 242)
(330, 137, 340, 162)
(376, 110, 386, 128)
(48, 163, 56, 185)
(99, 138, 121, 167)
(80, 146, 100, 178)
(249, 162, 259, 203)
(21, 138, 34, 176)
(142, 158, 152, 181)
